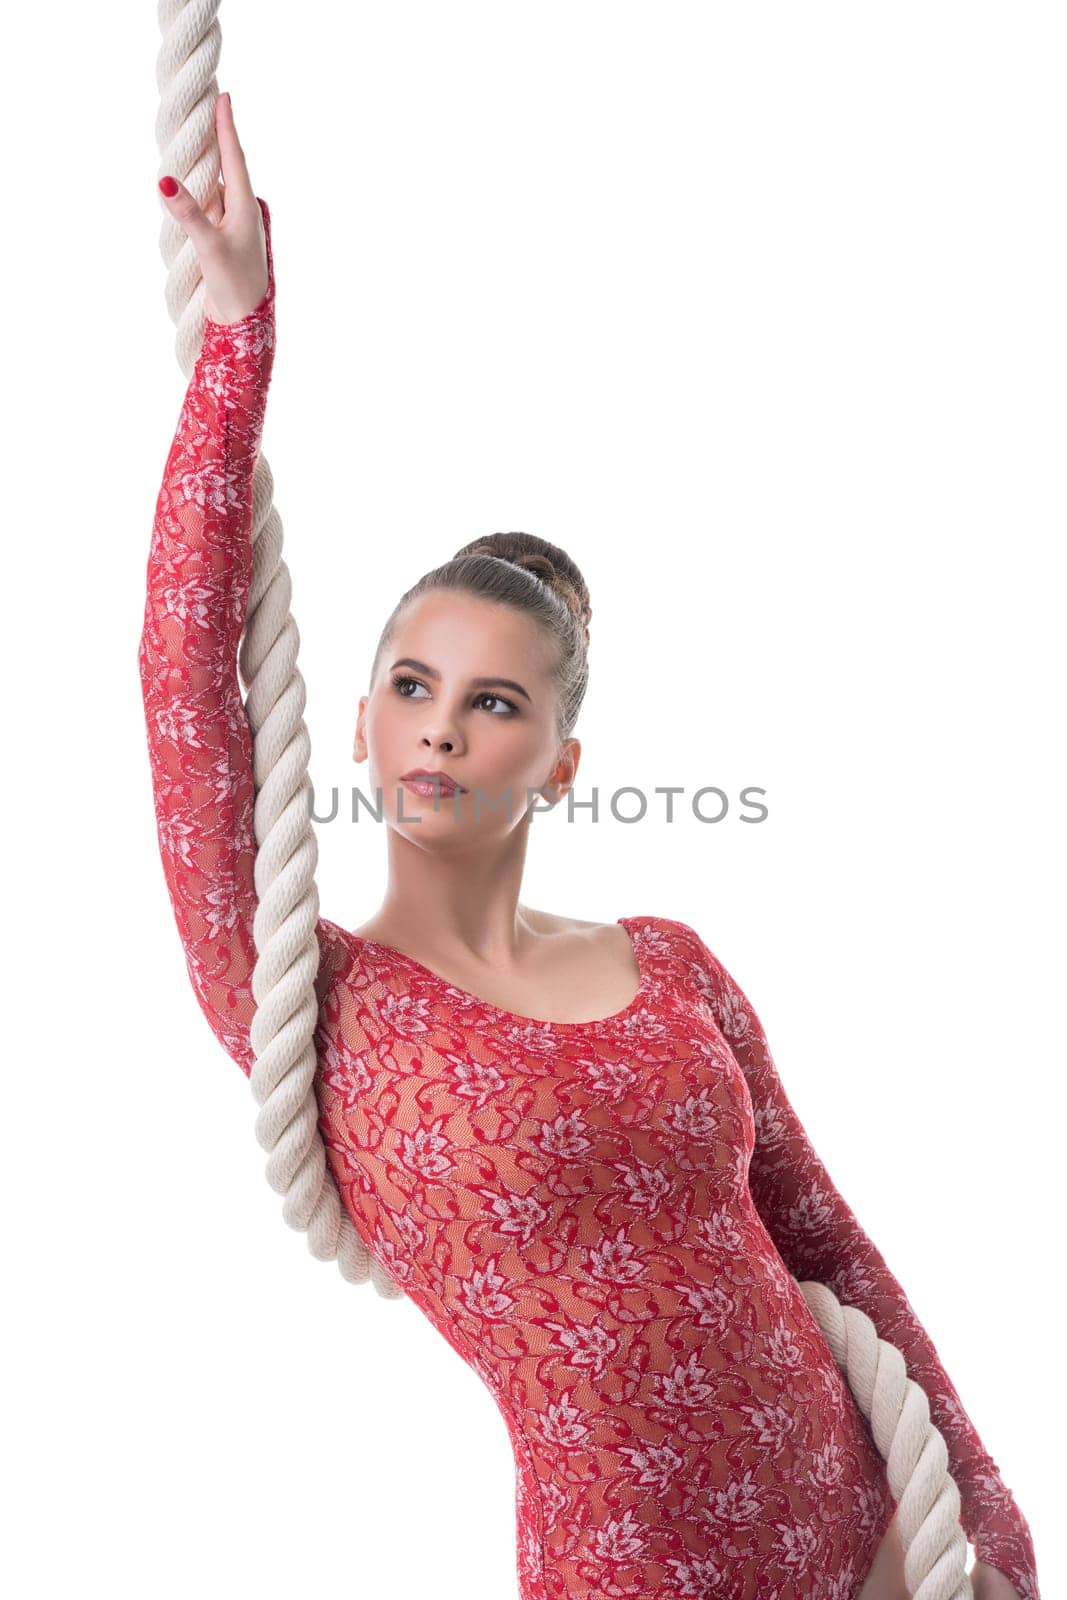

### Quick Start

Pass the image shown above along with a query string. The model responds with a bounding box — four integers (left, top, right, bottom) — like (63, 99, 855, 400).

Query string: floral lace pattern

(138, 198, 1039, 1600)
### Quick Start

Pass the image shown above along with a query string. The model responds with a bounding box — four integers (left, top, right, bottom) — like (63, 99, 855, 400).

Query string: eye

(390, 672, 429, 699)
(473, 691, 519, 716)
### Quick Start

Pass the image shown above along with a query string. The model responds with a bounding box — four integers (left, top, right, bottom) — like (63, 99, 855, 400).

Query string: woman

(141, 93, 1039, 1600)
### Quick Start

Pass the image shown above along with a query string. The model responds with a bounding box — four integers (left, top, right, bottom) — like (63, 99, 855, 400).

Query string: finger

(215, 92, 255, 208)
(158, 175, 217, 253)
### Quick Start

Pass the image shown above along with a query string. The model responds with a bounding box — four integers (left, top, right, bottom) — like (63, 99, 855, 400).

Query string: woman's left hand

(971, 1560, 1022, 1600)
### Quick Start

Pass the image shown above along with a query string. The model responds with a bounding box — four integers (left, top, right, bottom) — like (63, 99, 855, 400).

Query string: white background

(5, 2, 1063, 1597)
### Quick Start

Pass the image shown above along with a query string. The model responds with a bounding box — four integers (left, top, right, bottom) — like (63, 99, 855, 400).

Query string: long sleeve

(683, 926, 1039, 1600)
(137, 197, 278, 1079)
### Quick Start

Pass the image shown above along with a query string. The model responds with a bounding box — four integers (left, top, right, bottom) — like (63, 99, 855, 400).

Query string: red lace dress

(138, 197, 1040, 1600)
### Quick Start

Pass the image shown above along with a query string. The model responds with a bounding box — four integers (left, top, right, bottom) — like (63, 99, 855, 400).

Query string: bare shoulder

(523, 908, 641, 1010)
(523, 907, 631, 952)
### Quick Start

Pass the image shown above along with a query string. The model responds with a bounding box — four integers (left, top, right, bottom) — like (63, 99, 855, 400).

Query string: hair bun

(454, 532, 592, 651)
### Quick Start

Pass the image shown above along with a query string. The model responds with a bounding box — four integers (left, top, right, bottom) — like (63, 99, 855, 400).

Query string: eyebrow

(390, 657, 532, 704)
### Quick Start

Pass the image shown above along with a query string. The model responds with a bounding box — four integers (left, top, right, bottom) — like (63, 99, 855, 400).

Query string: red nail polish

(159, 176, 179, 198)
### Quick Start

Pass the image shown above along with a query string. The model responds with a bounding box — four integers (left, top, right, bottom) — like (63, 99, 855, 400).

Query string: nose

(418, 701, 466, 754)
(420, 716, 462, 753)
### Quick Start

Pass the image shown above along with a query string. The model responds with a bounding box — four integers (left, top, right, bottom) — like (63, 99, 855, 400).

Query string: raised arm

(673, 920, 1039, 1599)
(137, 194, 277, 1077)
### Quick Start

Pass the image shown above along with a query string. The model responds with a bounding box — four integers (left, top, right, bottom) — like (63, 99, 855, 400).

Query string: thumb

(158, 175, 216, 254)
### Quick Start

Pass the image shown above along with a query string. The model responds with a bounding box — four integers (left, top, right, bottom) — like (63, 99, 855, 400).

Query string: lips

(400, 769, 466, 795)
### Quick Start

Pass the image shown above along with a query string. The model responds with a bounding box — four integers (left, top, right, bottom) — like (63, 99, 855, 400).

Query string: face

(353, 589, 581, 843)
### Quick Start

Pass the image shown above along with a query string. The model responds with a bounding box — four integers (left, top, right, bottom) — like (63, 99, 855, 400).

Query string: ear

(542, 737, 581, 800)
(352, 694, 369, 763)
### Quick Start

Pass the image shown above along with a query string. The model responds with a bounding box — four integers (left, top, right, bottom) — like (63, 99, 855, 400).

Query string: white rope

(150, 0, 978, 1586)
(799, 1282, 972, 1598)
(154, 0, 402, 1301)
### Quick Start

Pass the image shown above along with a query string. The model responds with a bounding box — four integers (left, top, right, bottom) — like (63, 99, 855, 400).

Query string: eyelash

(389, 672, 520, 717)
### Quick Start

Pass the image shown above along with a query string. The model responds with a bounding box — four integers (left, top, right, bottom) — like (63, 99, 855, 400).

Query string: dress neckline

(347, 915, 649, 1030)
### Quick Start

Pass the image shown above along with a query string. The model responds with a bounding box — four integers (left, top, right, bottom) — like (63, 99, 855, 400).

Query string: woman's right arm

(137, 196, 276, 1078)
(676, 920, 1040, 1599)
